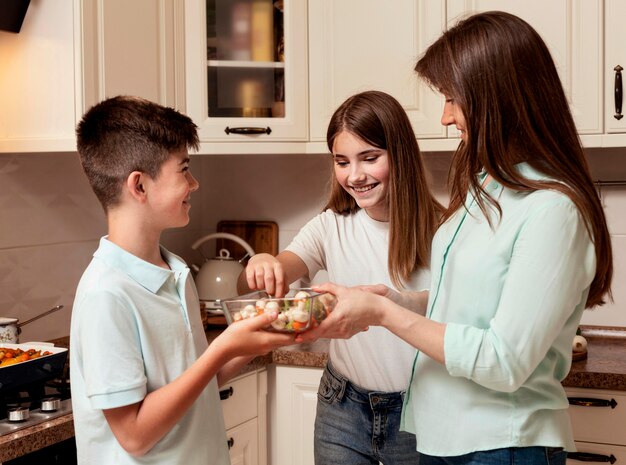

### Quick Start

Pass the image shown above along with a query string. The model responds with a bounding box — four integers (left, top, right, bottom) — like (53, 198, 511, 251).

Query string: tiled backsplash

(0, 150, 624, 342)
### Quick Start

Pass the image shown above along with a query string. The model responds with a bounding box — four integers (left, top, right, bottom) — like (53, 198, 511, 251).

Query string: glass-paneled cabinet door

(185, 0, 308, 143)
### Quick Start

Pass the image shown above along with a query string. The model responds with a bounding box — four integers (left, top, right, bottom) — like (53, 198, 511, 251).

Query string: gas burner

(0, 398, 72, 436)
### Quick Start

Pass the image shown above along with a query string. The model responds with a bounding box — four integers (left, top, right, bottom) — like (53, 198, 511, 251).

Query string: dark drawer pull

(219, 386, 234, 400)
(224, 126, 272, 135)
(615, 65, 623, 121)
(568, 397, 617, 408)
(227, 437, 234, 449)
(567, 452, 616, 463)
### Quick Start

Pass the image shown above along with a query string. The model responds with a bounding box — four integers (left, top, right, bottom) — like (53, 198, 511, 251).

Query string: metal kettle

(191, 233, 255, 306)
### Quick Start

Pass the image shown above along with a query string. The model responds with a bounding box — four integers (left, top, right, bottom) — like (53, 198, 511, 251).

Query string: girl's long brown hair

(415, 11, 612, 307)
(325, 90, 443, 288)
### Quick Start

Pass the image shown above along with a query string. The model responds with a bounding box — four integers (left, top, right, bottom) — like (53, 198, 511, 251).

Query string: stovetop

(0, 398, 72, 436)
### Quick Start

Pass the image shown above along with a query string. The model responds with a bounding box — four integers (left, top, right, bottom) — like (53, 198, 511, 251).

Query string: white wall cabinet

(268, 365, 323, 465)
(220, 369, 268, 465)
(0, 0, 84, 153)
(308, 0, 446, 146)
(4, 1, 626, 153)
(308, 0, 603, 153)
(81, 0, 184, 111)
(566, 387, 626, 464)
(604, 0, 626, 140)
(184, 0, 308, 153)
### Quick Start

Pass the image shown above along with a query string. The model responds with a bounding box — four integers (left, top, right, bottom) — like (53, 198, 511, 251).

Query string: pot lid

(0, 317, 18, 324)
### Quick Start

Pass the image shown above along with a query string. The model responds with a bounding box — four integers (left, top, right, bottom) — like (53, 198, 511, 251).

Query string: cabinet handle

(567, 397, 617, 408)
(567, 452, 617, 463)
(614, 65, 623, 121)
(224, 126, 272, 135)
(219, 386, 234, 400)
(227, 437, 234, 449)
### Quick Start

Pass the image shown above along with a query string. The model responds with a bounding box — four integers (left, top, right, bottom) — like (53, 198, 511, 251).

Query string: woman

(298, 11, 613, 465)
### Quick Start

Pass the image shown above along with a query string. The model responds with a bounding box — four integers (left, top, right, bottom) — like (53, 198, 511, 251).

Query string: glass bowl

(221, 288, 336, 333)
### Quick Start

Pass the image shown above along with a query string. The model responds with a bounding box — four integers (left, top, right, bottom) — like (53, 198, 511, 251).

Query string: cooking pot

(191, 233, 255, 307)
(0, 305, 65, 344)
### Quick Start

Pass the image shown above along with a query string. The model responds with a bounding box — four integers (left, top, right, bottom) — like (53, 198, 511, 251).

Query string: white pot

(0, 317, 19, 343)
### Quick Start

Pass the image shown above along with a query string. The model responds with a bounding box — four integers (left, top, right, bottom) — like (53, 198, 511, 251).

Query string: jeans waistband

(325, 361, 406, 410)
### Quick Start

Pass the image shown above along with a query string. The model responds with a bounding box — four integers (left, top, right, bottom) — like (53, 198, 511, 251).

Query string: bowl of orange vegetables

(0, 343, 68, 392)
(221, 288, 336, 333)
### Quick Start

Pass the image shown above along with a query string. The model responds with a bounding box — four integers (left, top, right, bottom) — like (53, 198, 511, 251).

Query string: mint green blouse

(401, 163, 596, 456)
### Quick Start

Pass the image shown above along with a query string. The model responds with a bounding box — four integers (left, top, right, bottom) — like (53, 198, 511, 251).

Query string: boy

(70, 96, 294, 464)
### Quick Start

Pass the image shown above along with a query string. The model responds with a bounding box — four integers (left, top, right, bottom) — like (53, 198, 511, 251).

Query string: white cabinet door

(568, 442, 626, 464)
(605, 0, 626, 135)
(308, 0, 447, 145)
(447, 0, 602, 136)
(184, 0, 308, 146)
(269, 365, 323, 465)
(81, 0, 182, 110)
(228, 418, 260, 465)
(220, 370, 267, 465)
(0, 0, 84, 152)
(566, 388, 626, 447)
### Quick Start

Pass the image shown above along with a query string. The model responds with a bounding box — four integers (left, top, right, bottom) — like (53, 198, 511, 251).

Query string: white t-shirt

(286, 209, 430, 392)
(70, 238, 230, 465)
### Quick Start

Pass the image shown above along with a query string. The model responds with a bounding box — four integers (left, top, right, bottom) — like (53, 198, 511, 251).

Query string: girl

(298, 11, 613, 465)
(238, 90, 442, 464)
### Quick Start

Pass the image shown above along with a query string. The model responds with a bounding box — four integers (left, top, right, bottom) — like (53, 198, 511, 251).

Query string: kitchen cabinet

(80, 0, 183, 111)
(0, 0, 84, 153)
(603, 0, 626, 140)
(308, 0, 603, 153)
(566, 387, 626, 463)
(221, 369, 268, 465)
(184, 0, 308, 152)
(308, 0, 446, 146)
(268, 365, 323, 465)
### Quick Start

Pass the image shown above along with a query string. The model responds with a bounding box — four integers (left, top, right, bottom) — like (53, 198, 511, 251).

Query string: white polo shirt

(70, 237, 230, 465)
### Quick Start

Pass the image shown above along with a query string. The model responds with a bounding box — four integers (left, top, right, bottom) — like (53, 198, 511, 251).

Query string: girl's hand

(245, 253, 289, 297)
(295, 282, 384, 343)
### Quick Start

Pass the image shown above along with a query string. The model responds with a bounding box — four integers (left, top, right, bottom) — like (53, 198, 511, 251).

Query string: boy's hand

(245, 253, 289, 297)
(217, 311, 295, 359)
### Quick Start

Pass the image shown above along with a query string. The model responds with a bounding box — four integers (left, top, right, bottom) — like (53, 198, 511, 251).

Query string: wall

(0, 149, 624, 342)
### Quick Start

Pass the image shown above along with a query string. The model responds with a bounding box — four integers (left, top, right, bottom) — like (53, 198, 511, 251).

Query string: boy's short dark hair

(76, 95, 200, 211)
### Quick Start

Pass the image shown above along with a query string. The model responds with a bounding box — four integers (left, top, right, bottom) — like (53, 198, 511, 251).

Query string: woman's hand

(295, 282, 385, 343)
(358, 284, 429, 315)
(244, 253, 289, 297)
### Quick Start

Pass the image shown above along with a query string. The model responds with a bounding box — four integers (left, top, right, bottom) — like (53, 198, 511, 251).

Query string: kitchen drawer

(227, 418, 259, 465)
(221, 372, 258, 430)
(566, 388, 626, 446)
(568, 441, 626, 464)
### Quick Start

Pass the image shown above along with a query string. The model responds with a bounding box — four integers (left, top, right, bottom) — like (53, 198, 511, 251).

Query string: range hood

(0, 0, 30, 33)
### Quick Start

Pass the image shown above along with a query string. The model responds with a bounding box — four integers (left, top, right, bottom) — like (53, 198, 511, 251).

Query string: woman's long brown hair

(325, 90, 443, 288)
(415, 11, 612, 307)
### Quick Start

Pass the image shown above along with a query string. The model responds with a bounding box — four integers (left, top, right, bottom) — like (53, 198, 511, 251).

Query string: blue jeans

(314, 362, 419, 465)
(419, 447, 567, 465)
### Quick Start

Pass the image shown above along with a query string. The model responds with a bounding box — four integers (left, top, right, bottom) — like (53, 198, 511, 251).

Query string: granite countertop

(4, 325, 625, 462)
(562, 326, 626, 391)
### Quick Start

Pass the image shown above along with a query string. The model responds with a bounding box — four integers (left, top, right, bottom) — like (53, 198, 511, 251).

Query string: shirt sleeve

(444, 198, 597, 392)
(284, 211, 331, 279)
(74, 289, 147, 409)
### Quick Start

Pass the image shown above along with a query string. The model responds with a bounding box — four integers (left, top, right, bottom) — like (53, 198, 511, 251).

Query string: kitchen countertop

(4, 325, 626, 462)
(562, 326, 626, 391)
